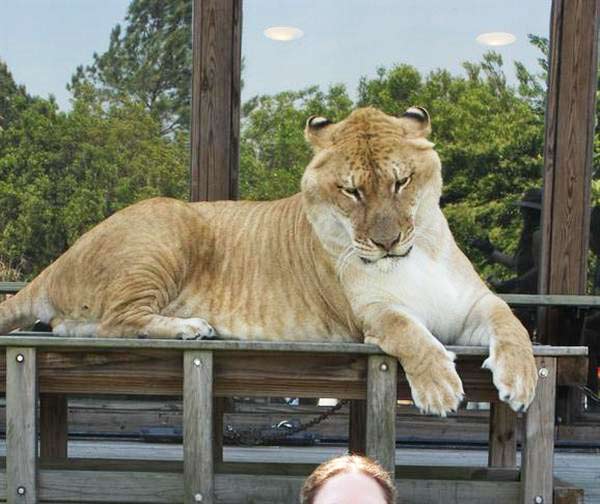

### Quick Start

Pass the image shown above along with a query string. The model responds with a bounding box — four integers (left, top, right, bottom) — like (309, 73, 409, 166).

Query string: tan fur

(0, 107, 537, 416)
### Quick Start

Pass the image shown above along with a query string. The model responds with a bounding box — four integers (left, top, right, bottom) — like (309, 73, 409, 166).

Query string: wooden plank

(6, 347, 37, 504)
(488, 402, 517, 468)
(40, 394, 68, 459)
(501, 294, 600, 307)
(366, 355, 397, 475)
(554, 483, 585, 504)
(348, 399, 366, 455)
(190, 0, 242, 202)
(0, 335, 588, 357)
(213, 397, 225, 464)
(183, 351, 214, 504)
(31, 469, 524, 503)
(521, 357, 557, 504)
(0, 349, 560, 401)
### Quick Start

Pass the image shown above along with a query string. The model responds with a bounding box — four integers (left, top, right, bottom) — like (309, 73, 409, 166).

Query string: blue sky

(0, 0, 551, 110)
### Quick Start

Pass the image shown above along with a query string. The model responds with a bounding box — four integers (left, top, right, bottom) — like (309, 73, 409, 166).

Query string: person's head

(300, 455, 395, 504)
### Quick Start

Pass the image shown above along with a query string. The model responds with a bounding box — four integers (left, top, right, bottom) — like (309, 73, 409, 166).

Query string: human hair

(300, 454, 396, 504)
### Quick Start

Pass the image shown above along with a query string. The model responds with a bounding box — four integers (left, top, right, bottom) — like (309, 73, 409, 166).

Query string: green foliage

(69, 0, 192, 135)
(0, 75, 188, 277)
(240, 85, 353, 200)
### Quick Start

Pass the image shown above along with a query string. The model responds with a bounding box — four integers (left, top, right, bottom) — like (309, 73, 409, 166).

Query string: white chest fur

(347, 245, 484, 344)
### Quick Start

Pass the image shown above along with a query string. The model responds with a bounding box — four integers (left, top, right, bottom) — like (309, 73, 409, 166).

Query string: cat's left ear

(399, 106, 431, 138)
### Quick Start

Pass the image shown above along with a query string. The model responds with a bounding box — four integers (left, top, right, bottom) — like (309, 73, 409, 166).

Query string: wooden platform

(0, 333, 588, 503)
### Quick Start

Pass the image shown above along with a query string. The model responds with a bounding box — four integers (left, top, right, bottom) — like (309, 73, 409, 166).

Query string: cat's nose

(371, 233, 402, 252)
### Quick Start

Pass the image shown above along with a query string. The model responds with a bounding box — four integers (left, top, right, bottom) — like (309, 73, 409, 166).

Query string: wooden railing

(0, 333, 588, 504)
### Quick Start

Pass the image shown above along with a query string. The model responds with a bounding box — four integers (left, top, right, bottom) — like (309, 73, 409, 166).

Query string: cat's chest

(358, 248, 479, 341)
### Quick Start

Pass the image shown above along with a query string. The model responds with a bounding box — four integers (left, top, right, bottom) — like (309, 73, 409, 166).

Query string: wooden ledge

(0, 333, 588, 357)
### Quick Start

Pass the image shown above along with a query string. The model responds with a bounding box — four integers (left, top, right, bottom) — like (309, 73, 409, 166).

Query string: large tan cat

(0, 107, 537, 416)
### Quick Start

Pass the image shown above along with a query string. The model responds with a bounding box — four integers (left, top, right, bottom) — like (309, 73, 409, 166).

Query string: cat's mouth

(360, 246, 413, 264)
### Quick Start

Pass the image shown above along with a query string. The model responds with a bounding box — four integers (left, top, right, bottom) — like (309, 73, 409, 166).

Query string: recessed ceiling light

(476, 32, 516, 47)
(264, 26, 304, 42)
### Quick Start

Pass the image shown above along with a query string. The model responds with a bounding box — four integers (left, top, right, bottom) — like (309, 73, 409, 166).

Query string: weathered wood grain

(6, 469, 522, 503)
(488, 402, 517, 468)
(366, 355, 397, 475)
(190, 0, 242, 202)
(540, 0, 600, 328)
(521, 357, 558, 504)
(0, 334, 588, 356)
(348, 399, 367, 454)
(183, 351, 214, 503)
(6, 347, 37, 504)
(40, 393, 68, 459)
(213, 397, 226, 464)
(0, 347, 583, 401)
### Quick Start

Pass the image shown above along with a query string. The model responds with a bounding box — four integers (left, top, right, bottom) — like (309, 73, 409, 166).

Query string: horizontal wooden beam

(0, 469, 522, 503)
(0, 334, 588, 357)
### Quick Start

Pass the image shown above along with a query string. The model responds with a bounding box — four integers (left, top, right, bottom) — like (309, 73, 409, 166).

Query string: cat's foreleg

(464, 294, 538, 412)
(360, 303, 464, 417)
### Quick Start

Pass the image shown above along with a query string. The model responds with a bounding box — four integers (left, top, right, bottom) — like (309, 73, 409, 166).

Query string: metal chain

(224, 399, 349, 446)
(578, 385, 600, 404)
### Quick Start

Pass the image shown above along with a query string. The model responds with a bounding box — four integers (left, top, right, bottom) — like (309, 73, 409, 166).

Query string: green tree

(240, 85, 353, 200)
(0, 80, 188, 277)
(69, 0, 192, 135)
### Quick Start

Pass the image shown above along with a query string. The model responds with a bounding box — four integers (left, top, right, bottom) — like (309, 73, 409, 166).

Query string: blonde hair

(300, 455, 396, 503)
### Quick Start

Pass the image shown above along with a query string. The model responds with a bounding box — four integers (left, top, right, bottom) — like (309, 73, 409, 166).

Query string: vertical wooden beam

(488, 401, 518, 468)
(6, 348, 37, 504)
(190, 0, 243, 202)
(213, 397, 226, 464)
(521, 357, 557, 504)
(184, 351, 214, 504)
(40, 393, 68, 459)
(365, 355, 397, 476)
(539, 0, 600, 330)
(348, 399, 367, 455)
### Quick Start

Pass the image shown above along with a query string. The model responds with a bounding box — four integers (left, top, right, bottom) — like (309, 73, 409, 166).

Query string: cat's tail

(0, 274, 47, 334)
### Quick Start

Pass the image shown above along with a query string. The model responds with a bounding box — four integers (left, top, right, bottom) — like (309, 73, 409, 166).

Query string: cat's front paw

(175, 318, 217, 340)
(483, 342, 537, 412)
(405, 349, 464, 417)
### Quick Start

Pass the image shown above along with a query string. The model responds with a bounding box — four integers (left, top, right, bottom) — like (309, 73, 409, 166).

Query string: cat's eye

(338, 186, 362, 201)
(394, 176, 411, 193)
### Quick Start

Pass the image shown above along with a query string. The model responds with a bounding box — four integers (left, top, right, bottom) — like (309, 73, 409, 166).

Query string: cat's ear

(305, 115, 335, 151)
(399, 106, 431, 138)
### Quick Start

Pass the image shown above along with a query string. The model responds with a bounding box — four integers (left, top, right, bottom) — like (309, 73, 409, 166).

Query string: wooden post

(349, 399, 367, 455)
(184, 351, 214, 504)
(190, 0, 243, 202)
(488, 402, 517, 468)
(539, 0, 600, 421)
(6, 348, 38, 504)
(40, 393, 68, 459)
(213, 397, 226, 464)
(521, 357, 557, 504)
(365, 355, 397, 476)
